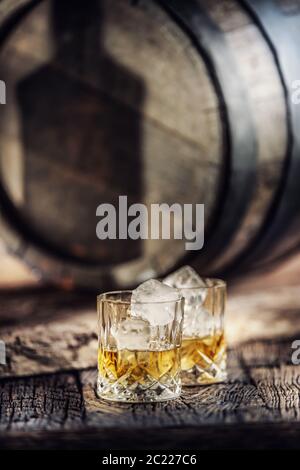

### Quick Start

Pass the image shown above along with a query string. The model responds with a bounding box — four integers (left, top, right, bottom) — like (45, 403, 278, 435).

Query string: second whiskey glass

(179, 279, 227, 385)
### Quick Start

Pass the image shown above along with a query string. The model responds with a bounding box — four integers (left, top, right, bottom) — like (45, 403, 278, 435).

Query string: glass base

(180, 333, 227, 386)
(97, 346, 182, 403)
(181, 361, 227, 386)
(97, 375, 181, 403)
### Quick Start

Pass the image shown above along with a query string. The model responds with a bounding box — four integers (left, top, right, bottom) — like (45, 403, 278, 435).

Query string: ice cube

(183, 305, 214, 338)
(112, 317, 150, 350)
(164, 265, 206, 288)
(164, 266, 208, 305)
(164, 267, 215, 338)
(131, 279, 180, 326)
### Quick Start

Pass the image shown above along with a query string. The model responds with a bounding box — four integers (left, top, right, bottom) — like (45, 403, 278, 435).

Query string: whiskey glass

(180, 279, 227, 385)
(97, 291, 184, 402)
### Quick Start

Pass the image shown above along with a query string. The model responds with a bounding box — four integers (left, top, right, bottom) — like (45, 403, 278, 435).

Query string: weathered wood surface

(0, 274, 300, 449)
(0, 337, 300, 449)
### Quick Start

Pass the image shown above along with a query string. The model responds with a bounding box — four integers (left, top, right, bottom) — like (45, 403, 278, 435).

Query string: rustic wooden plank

(0, 371, 84, 433)
(0, 338, 297, 431)
(1, 422, 300, 449)
(0, 288, 97, 376)
(0, 334, 300, 448)
(81, 335, 300, 430)
(0, 279, 300, 448)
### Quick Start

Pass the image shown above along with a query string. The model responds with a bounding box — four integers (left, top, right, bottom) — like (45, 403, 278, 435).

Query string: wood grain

(0, 278, 300, 449)
(0, 335, 300, 449)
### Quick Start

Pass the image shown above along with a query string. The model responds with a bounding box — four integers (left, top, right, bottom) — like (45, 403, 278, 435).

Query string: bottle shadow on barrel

(16, 0, 145, 266)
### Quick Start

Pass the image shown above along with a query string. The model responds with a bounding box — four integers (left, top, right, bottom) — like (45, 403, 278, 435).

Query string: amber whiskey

(180, 332, 227, 385)
(98, 347, 181, 402)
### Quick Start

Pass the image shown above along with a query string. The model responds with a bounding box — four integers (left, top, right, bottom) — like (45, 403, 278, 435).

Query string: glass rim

(97, 290, 183, 305)
(173, 278, 226, 290)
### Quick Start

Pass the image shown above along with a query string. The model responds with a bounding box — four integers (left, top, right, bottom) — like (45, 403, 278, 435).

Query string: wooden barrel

(0, 0, 299, 289)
